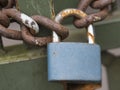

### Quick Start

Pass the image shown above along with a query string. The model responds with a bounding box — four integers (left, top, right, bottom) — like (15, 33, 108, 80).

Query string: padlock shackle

(53, 8, 95, 44)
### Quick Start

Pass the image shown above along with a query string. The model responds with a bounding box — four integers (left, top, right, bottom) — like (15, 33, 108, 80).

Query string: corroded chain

(0, 0, 112, 48)
(0, 0, 8, 8)
(0, 8, 69, 46)
(0, 8, 69, 45)
(0, 0, 17, 51)
(73, 0, 112, 28)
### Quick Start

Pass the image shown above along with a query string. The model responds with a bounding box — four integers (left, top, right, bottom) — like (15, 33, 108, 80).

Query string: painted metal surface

(102, 51, 120, 90)
(48, 43, 101, 82)
(18, 0, 51, 17)
(0, 58, 63, 90)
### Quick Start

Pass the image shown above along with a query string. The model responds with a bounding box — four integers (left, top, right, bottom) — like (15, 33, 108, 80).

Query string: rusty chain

(21, 15, 69, 46)
(0, 6, 69, 46)
(0, 0, 22, 40)
(3, 8, 68, 44)
(73, 0, 112, 28)
(0, 0, 8, 9)
(0, 0, 112, 47)
(0, 0, 17, 51)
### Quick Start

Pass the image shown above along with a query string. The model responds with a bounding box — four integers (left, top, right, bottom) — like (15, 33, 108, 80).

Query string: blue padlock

(47, 9, 101, 83)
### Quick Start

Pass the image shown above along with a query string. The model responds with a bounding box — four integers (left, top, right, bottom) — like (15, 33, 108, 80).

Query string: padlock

(47, 9, 101, 84)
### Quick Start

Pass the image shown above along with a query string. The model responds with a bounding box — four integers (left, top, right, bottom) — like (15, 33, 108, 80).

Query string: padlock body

(47, 42, 101, 83)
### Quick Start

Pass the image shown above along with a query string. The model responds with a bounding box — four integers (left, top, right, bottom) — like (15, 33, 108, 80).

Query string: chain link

(0, 0, 16, 9)
(0, 7, 69, 46)
(0, 0, 8, 8)
(0, 10, 10, 27)
(4, 0, 16, 9)
(0, 0, 17, 51)
(21, 15, 69, 46)
(73, 0, 112, 28)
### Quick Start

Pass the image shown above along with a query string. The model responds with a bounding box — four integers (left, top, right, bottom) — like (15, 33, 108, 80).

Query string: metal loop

(74, 6, 109, 28)
(0, 9, 22, 40)
(31, 15, 69, 40)
(21, 15, 69, 46)
(0, 0, 16, 9)
(4, 0, 16, 9)
(2, 8, 39, 34)
(77, 0, 93, 12)
(0, 0, 8, 8)
(0, 24, 22, 40)
(90, 0, 112, 9)
(74, 0, 111, 28)
(0, 10, 10, 27)
(53, 9, 95, 44)
(21, 25, 52, 46)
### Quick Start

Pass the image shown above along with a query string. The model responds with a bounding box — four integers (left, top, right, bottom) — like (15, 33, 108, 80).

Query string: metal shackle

(53, 8, 95, 44)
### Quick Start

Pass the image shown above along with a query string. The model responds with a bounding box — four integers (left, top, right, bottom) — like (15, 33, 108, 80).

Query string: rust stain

(61, 9, 87, 18)
(87, 32, 95, 43)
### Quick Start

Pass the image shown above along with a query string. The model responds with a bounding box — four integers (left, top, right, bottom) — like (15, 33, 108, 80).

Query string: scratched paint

(21, 13, 39, 33)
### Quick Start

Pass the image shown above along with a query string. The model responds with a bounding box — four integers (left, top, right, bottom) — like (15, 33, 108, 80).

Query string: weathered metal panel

(0, 58, 63, 90)
(18, 0, 51, 17)
(102, 52, 120, 90)
(95, 13, 120, 50)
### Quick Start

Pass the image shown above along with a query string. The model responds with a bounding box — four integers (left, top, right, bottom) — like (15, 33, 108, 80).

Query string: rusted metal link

(77, 0, 112, 10)
(31, 15, 69, 40)
(0, 24, 22, 40)
(0, 8, 39, 40)
(0, 0, 16, 9)
(0, 0, 16, 51)
(4, 0, 16, 9)
(22, 26, 52, 46)
(21, 15, 69, 46)
(2, 8, 39, 34)
(0, 8, 69, 46)
(0, 9, 22, 40)
(74, 6, 109, 28)
(0, 8, 23, 40)
(77, 0, 93, 12)
(0, 0, 8, 8)
(3, 8, 69, 39)
(2, 8, 28, 25)
(73, 0, 112, 28)
(0, 10, 10, 27)
(90, 0, 112, 9)
(53, 8, 95, 44)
